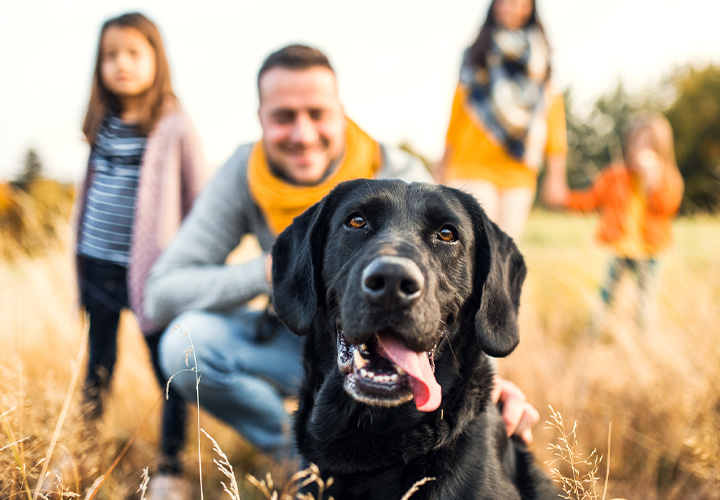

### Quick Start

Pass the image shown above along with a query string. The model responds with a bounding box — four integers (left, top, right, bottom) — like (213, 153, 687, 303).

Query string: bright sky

(1, 0, 718, 182)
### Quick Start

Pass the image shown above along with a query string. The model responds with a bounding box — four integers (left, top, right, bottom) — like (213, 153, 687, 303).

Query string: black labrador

(271, 179, 557, 500)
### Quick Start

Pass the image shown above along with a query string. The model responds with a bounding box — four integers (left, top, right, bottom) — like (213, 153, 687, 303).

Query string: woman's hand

(540, 155, 569, 209)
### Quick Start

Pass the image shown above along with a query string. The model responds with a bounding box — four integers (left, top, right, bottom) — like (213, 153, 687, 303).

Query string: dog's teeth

(353, 349, 368, 369)
(360, 368, 368, 377)
(367, 371, 375, 378)
(360, 343, 367, 351)
(390, 374, 398, 381)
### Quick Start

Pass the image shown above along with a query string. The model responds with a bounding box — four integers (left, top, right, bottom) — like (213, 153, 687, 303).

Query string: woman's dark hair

(82, 12, 177, 143)
(465, 0, 551, 76)
(257, 44, 334, 94)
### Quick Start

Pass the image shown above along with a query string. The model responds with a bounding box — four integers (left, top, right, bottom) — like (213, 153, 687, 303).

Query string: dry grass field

(1, 210, 718, 499)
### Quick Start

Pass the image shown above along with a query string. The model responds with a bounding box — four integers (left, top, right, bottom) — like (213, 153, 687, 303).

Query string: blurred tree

(563, 82, 648, 191)
(665, 65, 720, 214)
(16, 148, 44, 189)
(2, 148, 74, 256)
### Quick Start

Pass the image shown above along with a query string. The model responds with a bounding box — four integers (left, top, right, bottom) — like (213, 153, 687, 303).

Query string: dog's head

(272, 179, 526, 413)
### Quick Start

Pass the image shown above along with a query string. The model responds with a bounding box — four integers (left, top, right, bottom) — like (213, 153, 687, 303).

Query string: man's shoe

(146, 474, 192, 500)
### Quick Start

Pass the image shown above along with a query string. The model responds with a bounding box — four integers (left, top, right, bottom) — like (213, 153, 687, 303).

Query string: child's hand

(633, 149, 662, 192)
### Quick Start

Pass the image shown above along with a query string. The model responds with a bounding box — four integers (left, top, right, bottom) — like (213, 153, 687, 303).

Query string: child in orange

(562, 114, 684, 330)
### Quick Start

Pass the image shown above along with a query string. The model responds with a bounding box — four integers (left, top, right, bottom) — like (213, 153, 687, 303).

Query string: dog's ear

(472, 205, 527, 358)
(271, 199, 327, 336)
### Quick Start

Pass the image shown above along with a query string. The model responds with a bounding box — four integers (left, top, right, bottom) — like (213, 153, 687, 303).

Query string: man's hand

(492, 375, 540, 445)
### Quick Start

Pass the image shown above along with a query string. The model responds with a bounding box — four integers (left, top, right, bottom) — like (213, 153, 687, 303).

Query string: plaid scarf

(461, 27, 550, 169)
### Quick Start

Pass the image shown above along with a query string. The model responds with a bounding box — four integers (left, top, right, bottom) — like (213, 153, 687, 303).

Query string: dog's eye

(437, 227, 457, 242)
(346, 215, 366, 229)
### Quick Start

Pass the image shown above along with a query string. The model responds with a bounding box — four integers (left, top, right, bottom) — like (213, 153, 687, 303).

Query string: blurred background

(1, 1, 719, 499)
(1, 0, 719, 197)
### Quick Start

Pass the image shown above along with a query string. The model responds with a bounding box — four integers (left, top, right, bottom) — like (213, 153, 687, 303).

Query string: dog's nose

(361, 256, 424, 307)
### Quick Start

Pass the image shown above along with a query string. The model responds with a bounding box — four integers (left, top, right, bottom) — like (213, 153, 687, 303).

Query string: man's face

(258, 66, 346, 185)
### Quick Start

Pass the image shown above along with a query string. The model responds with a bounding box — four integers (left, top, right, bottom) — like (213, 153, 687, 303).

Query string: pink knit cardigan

(74, 109, 209, 333)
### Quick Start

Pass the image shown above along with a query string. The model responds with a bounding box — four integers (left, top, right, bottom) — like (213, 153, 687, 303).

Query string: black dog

(272, 179, 557, 500)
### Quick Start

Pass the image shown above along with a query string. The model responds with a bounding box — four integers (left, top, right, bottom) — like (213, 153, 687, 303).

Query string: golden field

(1, 210, 718, 499)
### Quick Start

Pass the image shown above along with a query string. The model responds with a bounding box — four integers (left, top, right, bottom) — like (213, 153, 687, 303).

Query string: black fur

(272, 180, 557, 500)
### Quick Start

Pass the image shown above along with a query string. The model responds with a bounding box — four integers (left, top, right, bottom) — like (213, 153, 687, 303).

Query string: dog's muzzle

(336, 328, 441, 412)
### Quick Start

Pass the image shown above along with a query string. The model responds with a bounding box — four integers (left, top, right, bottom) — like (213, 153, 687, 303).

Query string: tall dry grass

(0, 223, 267, 499)
(1, 210, 719, 499)
(504, 210, 720, 500)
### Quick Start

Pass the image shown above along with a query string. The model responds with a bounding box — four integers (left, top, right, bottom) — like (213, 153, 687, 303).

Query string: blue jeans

(158, 308, 304, 460)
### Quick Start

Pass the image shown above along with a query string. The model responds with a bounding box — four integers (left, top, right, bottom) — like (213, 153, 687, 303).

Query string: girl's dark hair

(257, 44, 334, 94)
(465, 0, 551, 77)
(82, 12, 177, 143)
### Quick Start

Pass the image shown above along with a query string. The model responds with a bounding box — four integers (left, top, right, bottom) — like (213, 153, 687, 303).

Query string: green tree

(16, 148, 44, 188)
(665, 65, 720, 213)
(563, 82, 650, 191)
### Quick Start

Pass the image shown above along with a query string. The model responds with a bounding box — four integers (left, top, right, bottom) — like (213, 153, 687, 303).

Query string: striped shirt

(77, 115, 147, 266)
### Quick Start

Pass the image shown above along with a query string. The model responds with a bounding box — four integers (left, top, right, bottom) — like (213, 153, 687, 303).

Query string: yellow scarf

(247, 119, 382, 235)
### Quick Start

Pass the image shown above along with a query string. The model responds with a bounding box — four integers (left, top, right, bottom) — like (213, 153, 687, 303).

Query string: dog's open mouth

(337, 329, 442, 412)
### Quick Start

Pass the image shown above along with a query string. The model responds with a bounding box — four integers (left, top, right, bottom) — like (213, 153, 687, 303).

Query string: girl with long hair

(74, 12, 208, 496)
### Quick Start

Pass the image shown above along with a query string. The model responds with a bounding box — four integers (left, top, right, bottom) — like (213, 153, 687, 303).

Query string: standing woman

(74, 12, 208, 496)
(434, 0, 568, 240)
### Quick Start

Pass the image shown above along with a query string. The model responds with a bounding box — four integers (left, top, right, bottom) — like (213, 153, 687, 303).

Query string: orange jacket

(566, 164, 684, 253)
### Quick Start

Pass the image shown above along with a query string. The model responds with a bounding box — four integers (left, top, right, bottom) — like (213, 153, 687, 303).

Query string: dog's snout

(361, 256, 424, 306)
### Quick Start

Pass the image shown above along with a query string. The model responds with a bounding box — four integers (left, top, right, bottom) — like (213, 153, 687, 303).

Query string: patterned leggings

(600, 257, 658, 327)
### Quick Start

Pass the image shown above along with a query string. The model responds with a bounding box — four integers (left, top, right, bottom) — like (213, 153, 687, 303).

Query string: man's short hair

(257, 44, 334, 91)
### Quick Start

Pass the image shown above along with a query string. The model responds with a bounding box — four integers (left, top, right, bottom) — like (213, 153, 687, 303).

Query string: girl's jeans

(79, 255, 187, 474)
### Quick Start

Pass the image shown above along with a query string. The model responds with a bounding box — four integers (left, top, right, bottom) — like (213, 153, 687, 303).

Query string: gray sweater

(144, 142, 432, 326)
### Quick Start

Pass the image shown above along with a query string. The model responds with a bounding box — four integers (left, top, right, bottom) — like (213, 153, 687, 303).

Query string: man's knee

(159, 309, 248, 396)
(158, 311, 215, 389)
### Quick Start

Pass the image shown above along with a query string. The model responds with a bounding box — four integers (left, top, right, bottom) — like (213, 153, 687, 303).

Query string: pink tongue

(376, 334, 441, 412)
